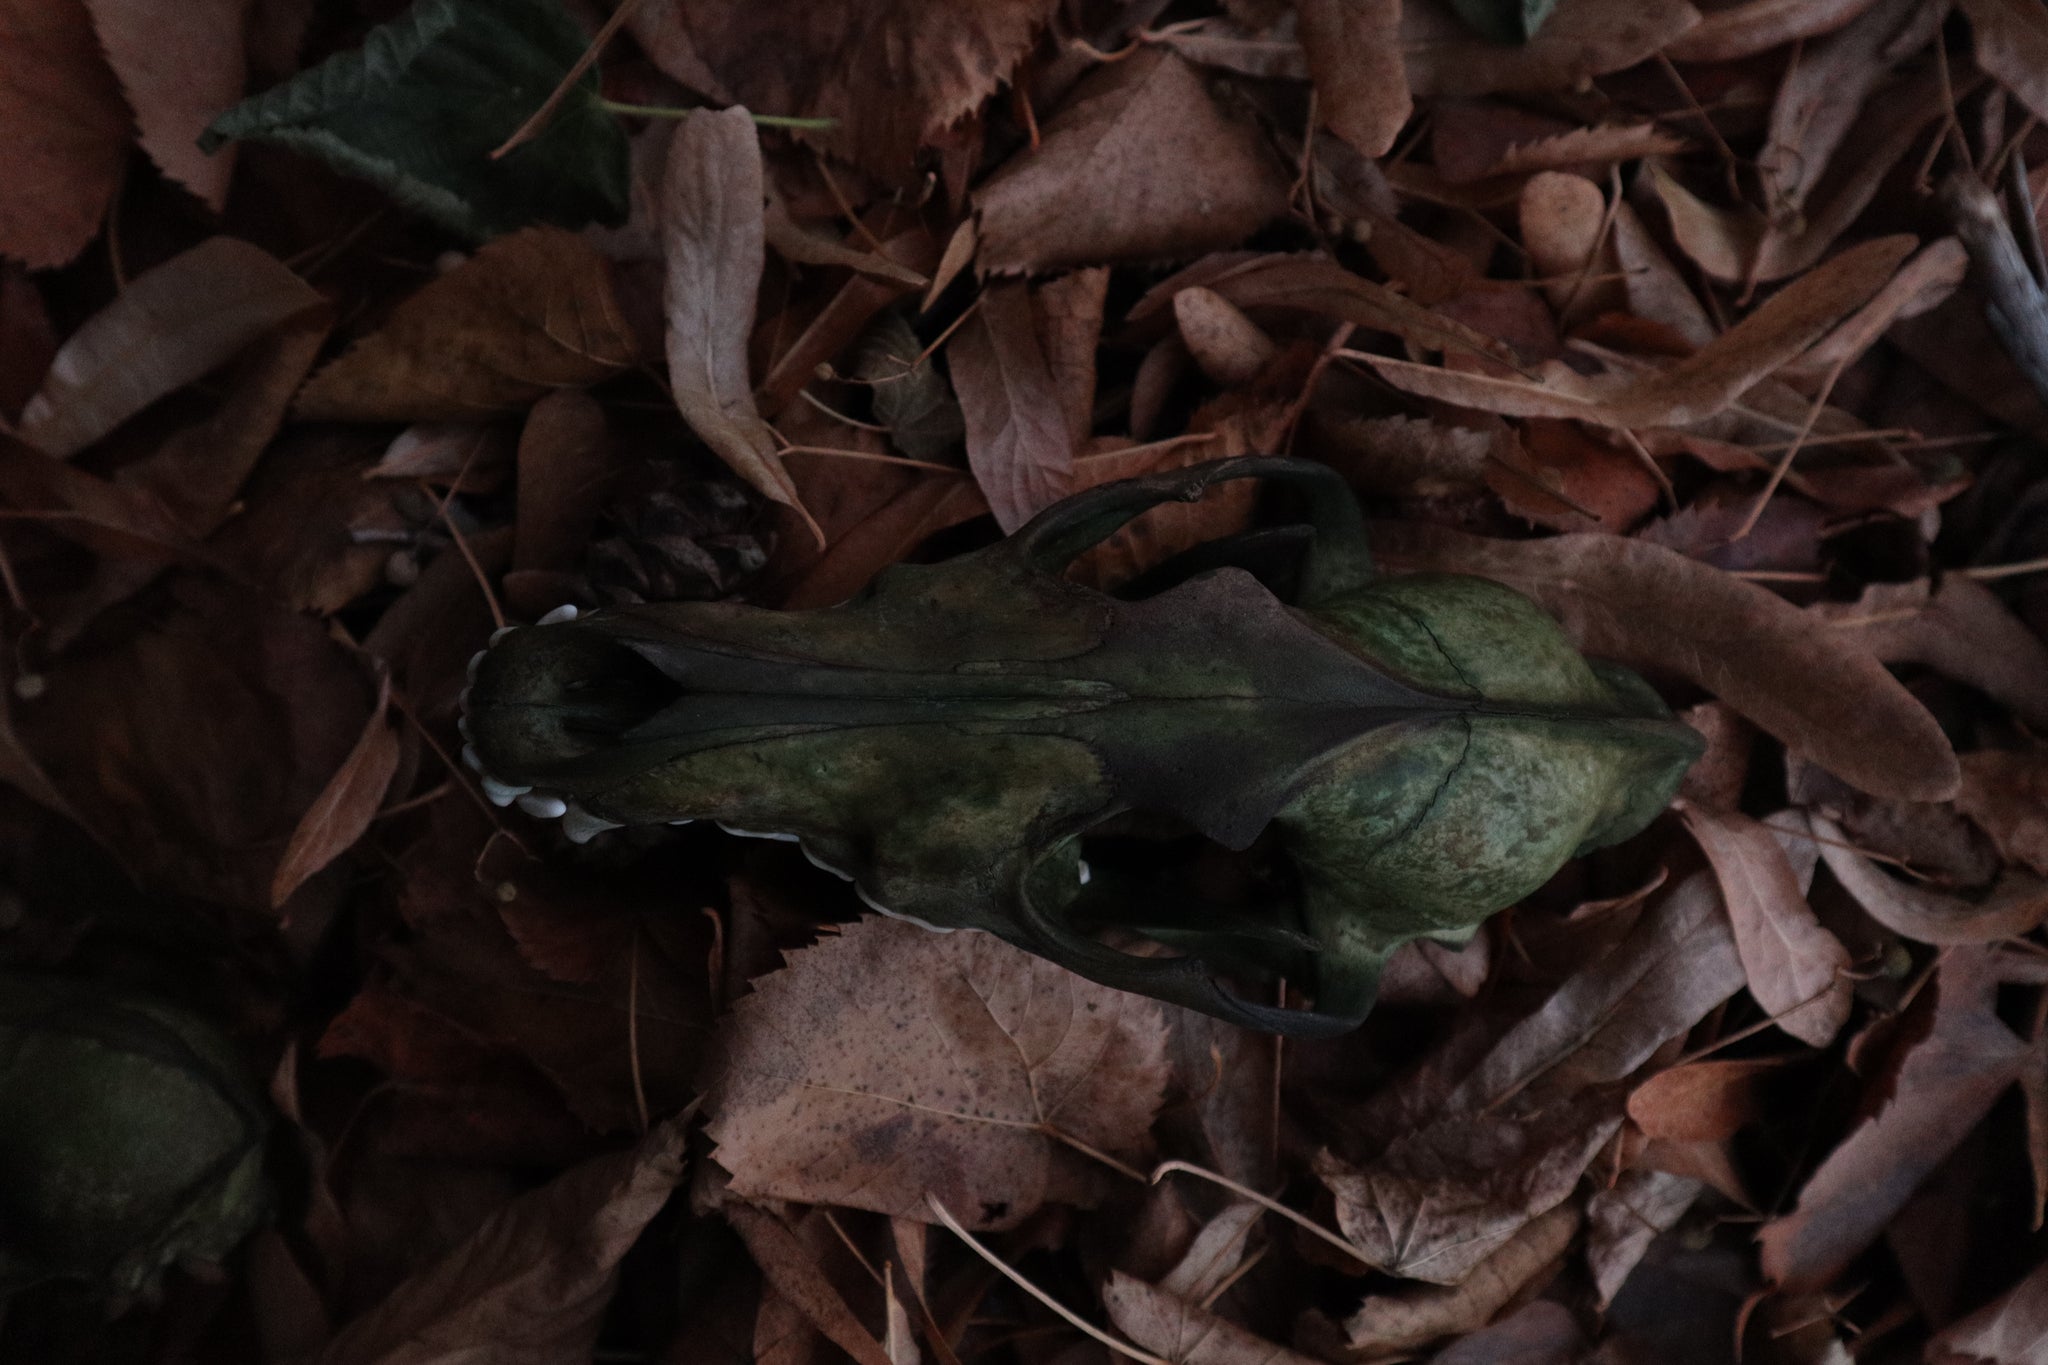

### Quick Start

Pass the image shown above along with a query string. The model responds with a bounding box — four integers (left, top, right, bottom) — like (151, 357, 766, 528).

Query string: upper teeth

(538, 603, 579, 625)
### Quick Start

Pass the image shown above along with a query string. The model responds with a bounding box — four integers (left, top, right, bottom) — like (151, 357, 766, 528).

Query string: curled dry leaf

(950, 281, 1075, 531)
(295, 228, 637, 422)
(1759, 948, 2034, 1292)
(1401, 0, 1702, 98)
(1681, 806, 1851, 1047)
(21, 237, 323, 458)
(726, 1204, 894, 1365)
(1358, 235, 1917, 430)
(1809, 813, 2048, 945)
(1367, 520, 1961, 803)
(1295, 0, 1409, 159)
(1104, 1270, 1322, 1365)
(1338, 1204, 1581, 1359)
(0, 0, 131, 269)
(513, 389, 611, 574)
(1174, 286, 1278, 387)
(1928, 1259, 2048, 1365)
(1957, 0, 2048, 124)
(975, 50, 1290, 275)
(1585, 1170, 1702, 1309)
(311, 1115, 690, 1365)
(1627, 1058, 1782, 1142)
(660, 107, 813, 534)
(703, 915, 1169, 1230)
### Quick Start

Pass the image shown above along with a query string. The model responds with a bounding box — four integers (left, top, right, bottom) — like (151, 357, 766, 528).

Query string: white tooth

(538, 604, 579, 625)
(802, 842, 854, 881)
(461, 744, 483, 773)
(517, 793, 568, 819)
(490, 626, 514, 644)
(480, 775, 531, 807)
(457, 713, 473, 741)
(717, 821, 799, 842)
(858, 886, 954, 933)
(668, 818, 695, 826)
(466, 651, 484, 682)
(1077, 859, 1092, 886)
(561, 804, 623, 844)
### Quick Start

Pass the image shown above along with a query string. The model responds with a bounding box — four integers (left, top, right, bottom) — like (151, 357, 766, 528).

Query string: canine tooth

(561, 804, 622, 844)
(858, 886, 954, 933)
(1078, 859, 1092, 886)
(802, 843, 854, 881)
(490, 626, 514, 644)
(461, 743, 483, 773)
(466, 650, 484, 682)
(480, 775, 531, 807)
(517, 793, 568, 819)
(716, 822, 799, 843)
(538, 603, 579, 625)
(457, 713, 473, 741)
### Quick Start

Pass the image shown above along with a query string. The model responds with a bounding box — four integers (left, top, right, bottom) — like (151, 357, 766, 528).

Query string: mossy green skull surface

(0, 973, 271, 1298)
(461, 458, 1700, 1035)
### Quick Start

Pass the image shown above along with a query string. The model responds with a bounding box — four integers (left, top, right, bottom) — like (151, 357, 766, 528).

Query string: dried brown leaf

(660, 108, 811, 529)
(1930, 1259, 2048, 1365)
(1367, 521, 1961, 803)
(83, 0, 244, 210)
(975, 50, 1289, 274)
(313, 1116, 690, 1365)
(1296, 0, 1409, 159)
(270, 672, 400, 910)
(1759, 948, 2032, 1291)
(1682, 806, 1851, 1046)
(22, 237, 322, 457)
(296, 229, 637, 422)
(1103, 1271, 1321, 1365)
(513, 390, 611, 574)
(0, 430, 206, 562)
(1628, 1058, 1782, 1142)
(1489, 124, 1688, 179)
(1520, 171, 1623, 329)
(1664, 0, 1884, 62)
(1401, 0, 1702, 98)
(1585, 1169, 1701, 1308)
(1359, 235, 1917, 429)
(1809, 577, 2048, 731)
(951, 281, 1075, 531)
(727, 1204, 895, 1365)
(629, 0, 1056, 177)
(1810, 813, 2048, 945)
(1338, 1204, 1580, 1358)
(704, 915, 1169, 1230)
(1958, 0, 2048, 124)
(1175, 287, 1278, 387)
(1954, 748, 2048, 875)
(0, 0, 130, 269)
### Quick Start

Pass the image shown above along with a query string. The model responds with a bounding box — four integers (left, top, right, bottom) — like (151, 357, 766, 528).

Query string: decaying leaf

(1296, 0, 1409, 159)
(1104, 1271, 1322, 1365)
(705, 916, 1169, 1229)
(82, 0, 243, 211)
(295, 228, 637, 422)
(1401, 0, 1702, 97)
(660, 107, 813, 532)
(21, 237, 323, 458)
(311, 1116, 689, 1365)
(1810, 813, 2048, 945)
(270, 673, 401, 910)
(1338, 1204, 1581, 1358)
(1955, 748, 2048, 875)
(975, 50, 1290, 275)
(0, 0, 130, 269)
(951, 281, 1075, 530)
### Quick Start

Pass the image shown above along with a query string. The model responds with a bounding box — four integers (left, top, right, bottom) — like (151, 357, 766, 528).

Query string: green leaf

(1449, 0, 1560, 42)
(201, 0, 628, 240)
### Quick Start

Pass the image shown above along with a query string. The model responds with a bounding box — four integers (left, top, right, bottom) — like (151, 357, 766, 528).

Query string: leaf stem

(597, 99, 838, 131)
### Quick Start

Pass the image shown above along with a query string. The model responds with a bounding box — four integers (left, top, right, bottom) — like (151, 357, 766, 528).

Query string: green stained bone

(464, 458, 1700, 1036)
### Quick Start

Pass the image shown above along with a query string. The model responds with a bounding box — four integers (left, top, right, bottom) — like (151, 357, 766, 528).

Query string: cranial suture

(461, 457, 1701, 1036)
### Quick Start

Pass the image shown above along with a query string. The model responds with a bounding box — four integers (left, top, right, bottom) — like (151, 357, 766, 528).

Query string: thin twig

(926, 1195, 1173, 1365)
(492, 0, 645, 159)
(1149, 1160, 1365, 1265)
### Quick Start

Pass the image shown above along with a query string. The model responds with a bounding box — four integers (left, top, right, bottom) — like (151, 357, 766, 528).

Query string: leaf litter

(4, 1, 2048, 1361)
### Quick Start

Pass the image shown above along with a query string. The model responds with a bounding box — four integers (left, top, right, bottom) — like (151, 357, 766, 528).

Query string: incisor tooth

(480, 775, 530, 807)
(517, 793, 568, 819)
(538, 603, 579, 625)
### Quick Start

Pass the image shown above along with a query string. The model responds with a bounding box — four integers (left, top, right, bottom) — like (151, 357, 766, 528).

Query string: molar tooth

(480, 775, 531, 807)
(538, 603, 579, 625)
(857, 886, 954, 933)
(561, 804, 623, 844)
(801, 843, 854, 881)
(517, 793, 568, 819)
(716, 821, 799, 842)
(461, 744, 483, 773)
(490, 626, 514, 644)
